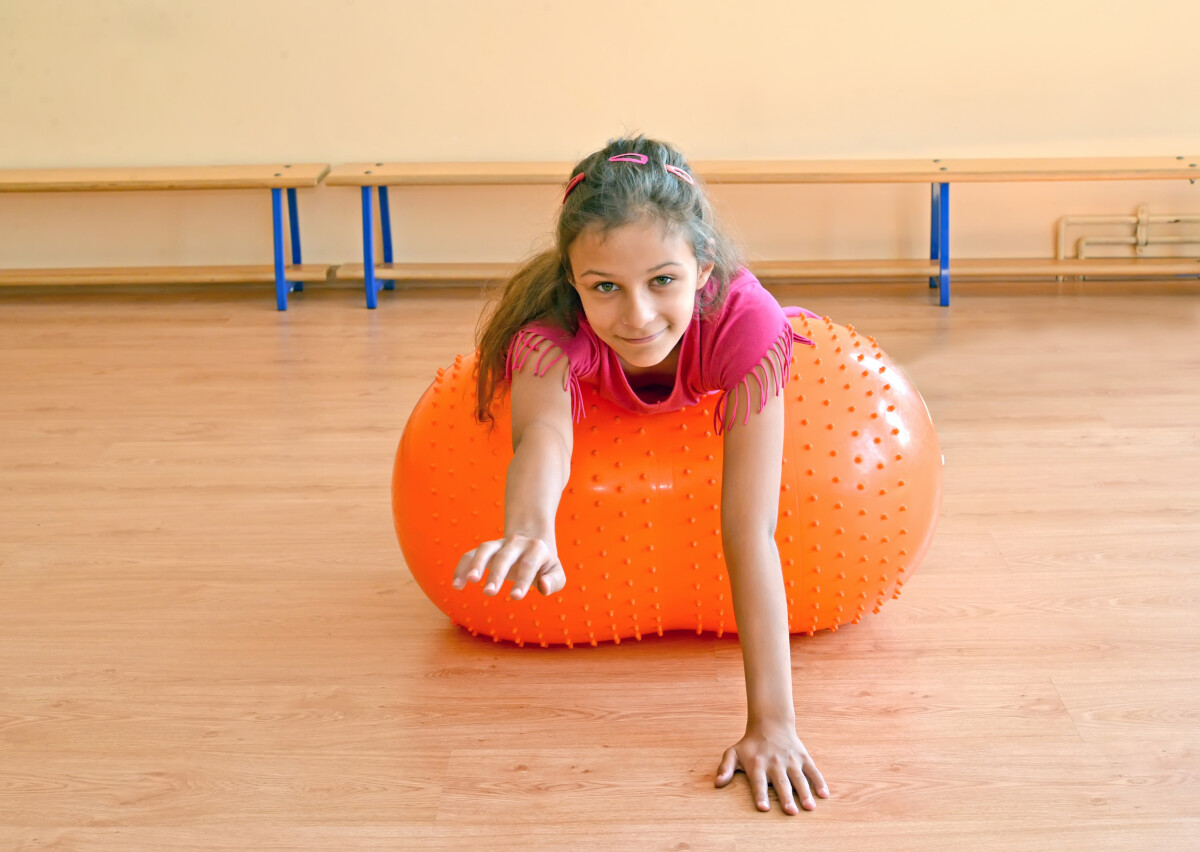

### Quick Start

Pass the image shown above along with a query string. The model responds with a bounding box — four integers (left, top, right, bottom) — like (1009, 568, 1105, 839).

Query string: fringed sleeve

(505, 328, 585, 423)
(710, 292, 821, 435)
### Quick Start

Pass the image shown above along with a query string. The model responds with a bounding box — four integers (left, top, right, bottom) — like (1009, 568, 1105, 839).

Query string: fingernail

(510, 589, 524, 600)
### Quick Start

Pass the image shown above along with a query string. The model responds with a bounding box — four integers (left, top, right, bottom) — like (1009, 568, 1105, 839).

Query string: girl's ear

(695, 261, 715, 291)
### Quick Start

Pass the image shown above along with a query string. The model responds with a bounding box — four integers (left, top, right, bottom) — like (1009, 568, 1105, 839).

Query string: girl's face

(567, 218, 713, 374)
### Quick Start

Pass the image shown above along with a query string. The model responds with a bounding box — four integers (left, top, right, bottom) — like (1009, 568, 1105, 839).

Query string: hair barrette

(564, 154, 696, 204)
(562, 172, 586, 204)
(664, 164, 695, 185)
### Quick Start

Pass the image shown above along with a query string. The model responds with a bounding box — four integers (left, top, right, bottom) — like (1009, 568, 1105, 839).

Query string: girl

(452, 136, 830, 816)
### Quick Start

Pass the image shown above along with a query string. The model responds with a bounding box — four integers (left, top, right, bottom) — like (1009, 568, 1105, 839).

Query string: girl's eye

(595, 282, 618, 293)
(653, 275, 674, 286)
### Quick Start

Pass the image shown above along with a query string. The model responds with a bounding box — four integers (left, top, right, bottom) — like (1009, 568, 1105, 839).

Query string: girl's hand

(452, 535, 566, 601)
(715, 723, 829, 815)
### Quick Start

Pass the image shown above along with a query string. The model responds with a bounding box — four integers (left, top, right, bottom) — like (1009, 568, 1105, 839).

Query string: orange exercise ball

(393, 315, 942, 647)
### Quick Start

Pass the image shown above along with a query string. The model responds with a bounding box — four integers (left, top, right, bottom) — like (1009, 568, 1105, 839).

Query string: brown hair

(474, 135, 744, 422)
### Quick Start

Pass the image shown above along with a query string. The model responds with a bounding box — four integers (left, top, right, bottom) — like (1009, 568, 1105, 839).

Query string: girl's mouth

(621, 329, 665, 345)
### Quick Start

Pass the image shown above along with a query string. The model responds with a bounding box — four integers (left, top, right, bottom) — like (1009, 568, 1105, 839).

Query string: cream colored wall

(2, 0, 1198, 273)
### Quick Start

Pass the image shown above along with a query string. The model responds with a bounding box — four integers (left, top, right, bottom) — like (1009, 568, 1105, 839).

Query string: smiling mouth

(620, 330, 665, 345)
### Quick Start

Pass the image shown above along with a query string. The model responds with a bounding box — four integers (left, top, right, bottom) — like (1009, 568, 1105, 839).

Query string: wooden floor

(1, 278, 1197, 850)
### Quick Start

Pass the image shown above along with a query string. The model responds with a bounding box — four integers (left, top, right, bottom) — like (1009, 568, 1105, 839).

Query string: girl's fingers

(452, 541, 498, 589)
(482, 539, 525, 595)
(453, 537, 563, 600)
(811, 772, 830, 806)
(536, 563, 567, 596)
(748, 766, 771, 812)
(714, 740, 826, 814)
(787, 765, 815, 811)
(771, 767, 800, 815)
(507, 544, 552, 600)
(802, 756, 829, 798)
(714, 748, 739, 788)
(451, 552, 474, 589)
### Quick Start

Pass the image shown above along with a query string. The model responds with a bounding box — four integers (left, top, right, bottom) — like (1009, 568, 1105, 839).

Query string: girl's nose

(623, 290, 655, 328)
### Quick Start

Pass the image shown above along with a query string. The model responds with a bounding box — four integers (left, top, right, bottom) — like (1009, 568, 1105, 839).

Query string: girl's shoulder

(706, 266, 779, 320)
(505, 316, 601, 381)
(508, 315, 597, 360)
(504, 316, 601, 424)
(701, 268, 790, 355)
(699, 267, 812, 395)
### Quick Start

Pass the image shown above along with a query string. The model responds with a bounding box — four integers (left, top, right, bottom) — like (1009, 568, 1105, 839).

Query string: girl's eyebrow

(578, 261, 684, 279)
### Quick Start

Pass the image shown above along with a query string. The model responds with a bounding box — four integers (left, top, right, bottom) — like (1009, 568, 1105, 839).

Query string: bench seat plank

(326, 162, 570, 187)
(325, 157, 1200, 187)
(696, 159, 951, 183)
(752, 259, 940, 278)
(951, 257, 1200, 276)
(0, 164, 330, 193)
(332, 257, 1198, 284)
(0, 264, 331, 286)
(759, 257, 1200, 277)
(335, 262, 518, 281)
(697, 156, 1200, 183)
(930, 157, 1200, 183)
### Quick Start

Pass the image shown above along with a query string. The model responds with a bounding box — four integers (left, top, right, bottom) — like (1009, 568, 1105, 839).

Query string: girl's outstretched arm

(713, 379, 830, 815)
(453, 340, 574, 600)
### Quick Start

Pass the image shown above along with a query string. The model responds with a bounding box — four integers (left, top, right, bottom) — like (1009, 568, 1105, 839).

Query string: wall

(2, 0, 1198, 273)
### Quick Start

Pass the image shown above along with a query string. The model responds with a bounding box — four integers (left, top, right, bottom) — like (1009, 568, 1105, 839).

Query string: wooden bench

(326, 157, 1199, 307)
(0, 164, 332, 310)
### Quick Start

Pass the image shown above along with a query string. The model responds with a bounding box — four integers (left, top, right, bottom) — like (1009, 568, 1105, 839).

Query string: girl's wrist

(747, 714, 798, 738)
(746, 699, 797, 731)
(504, 520, 557, 547)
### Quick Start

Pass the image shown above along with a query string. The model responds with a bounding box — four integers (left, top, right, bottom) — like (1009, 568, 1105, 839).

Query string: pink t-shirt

(506, 268, 818, 433)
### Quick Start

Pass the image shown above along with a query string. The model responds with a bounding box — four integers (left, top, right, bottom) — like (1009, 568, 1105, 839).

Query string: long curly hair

(474, 135, 744, 422)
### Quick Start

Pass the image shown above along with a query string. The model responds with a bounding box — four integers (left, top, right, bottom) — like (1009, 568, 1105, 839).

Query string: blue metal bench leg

(287, 188, 304, 293)
(272, 188, 289, 311)
(929, 182, 940, 291)
(936, 182, 950, 306)
(379, 185, 395, 291)
(362, 186, 380, 309)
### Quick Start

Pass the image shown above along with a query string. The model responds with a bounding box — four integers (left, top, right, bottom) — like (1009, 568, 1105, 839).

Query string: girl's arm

(453, 340, 574, 600)
(713, 379, 829, 815)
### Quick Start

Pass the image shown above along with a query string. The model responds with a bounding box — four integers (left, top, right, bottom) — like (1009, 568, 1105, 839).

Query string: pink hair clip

(562, 172, 586, 204)
(664, 164, 695, 185)
(565, 154, 694, 203)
